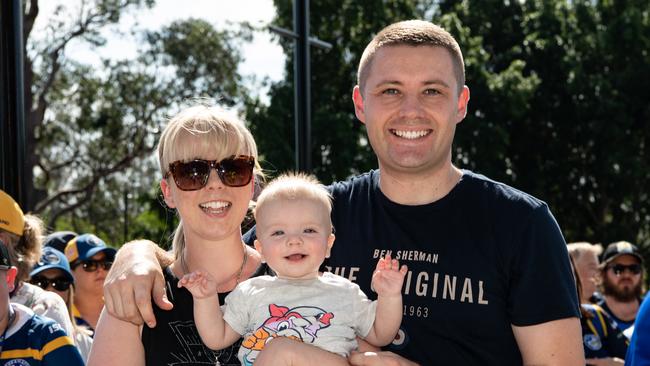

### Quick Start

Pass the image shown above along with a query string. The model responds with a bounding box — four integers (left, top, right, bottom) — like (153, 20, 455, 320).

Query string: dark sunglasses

(165, 155, 255, 191)
(30, 276, 72, 291)
(608, 263, 642, 275)
(72, 260, 113, 273)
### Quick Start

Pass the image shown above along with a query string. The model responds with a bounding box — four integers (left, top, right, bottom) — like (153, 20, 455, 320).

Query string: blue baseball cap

(30, 247, 74, 282)
(64, 233, 116, 263)
(43, 231, 78, 253)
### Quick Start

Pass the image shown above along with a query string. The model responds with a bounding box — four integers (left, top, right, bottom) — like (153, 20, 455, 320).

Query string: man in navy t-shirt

(103, 20, 583, 366)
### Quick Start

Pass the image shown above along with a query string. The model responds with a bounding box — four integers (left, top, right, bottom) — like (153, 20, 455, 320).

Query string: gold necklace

(180, 242, 248, 287)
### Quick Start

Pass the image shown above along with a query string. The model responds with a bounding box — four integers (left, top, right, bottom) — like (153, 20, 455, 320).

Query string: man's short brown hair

(357, 20, 465, 95)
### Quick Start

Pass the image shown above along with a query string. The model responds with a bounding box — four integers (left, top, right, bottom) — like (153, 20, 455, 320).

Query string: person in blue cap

(0, 239, 84, 365)
(0, 189, 76, 340)
(43, 231, 78, 254)
(30, 247, 93, 363)
(64, 234, 116, 331)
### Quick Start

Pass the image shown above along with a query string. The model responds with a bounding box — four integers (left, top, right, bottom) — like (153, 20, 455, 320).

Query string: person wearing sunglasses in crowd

(30, 247, 94, 363)
(0, 239, 84, 365)
(568, 247, 628, 365)
(63, 233, 116, 332)
(88, 104, 270, 366)
(596, 241, 645, 334)
(0, 189, 76, 340)
(102, 20, 583, 365)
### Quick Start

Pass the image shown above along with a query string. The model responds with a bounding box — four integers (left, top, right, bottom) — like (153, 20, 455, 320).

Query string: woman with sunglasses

(88, 104, 267, 366)
(64, 233, 116, 331)
(0, 189, 76, 341)
(30, 247, 94, 363)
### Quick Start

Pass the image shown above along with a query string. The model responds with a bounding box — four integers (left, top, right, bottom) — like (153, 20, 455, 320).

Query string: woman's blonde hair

(158, 103, 261, 262)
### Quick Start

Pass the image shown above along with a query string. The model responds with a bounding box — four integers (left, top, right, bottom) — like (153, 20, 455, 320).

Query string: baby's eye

(303, 228, 317, 234)
(271, 230, 284, 236)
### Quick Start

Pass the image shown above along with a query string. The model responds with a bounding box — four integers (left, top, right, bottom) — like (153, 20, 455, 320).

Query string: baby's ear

(254, 239, 265, 263)
(325, 234, 335, 258)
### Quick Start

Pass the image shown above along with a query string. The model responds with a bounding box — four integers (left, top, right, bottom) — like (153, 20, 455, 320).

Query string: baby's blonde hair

(253, 172, 332, 230)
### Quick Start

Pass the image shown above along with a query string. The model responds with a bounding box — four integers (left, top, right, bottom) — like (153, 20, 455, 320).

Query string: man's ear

(254, 239, 265, 263)
(160, 179, 176, 208)
(352, 86, 366, 124)
(6, 267, 17, 292)
(325, 234, 335, 258)
(455, 85, 470, 123)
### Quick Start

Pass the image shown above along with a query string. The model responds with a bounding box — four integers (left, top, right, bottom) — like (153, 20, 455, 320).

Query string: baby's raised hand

(177, 270, 218, 299)
(371, 254, 408, 297)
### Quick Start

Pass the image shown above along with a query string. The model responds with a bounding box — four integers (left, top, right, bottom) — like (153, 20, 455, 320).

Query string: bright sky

(32, 0, 286, 95)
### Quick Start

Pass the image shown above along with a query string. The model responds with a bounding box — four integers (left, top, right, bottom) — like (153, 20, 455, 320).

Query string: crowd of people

(568, 241, 647, 365)
(0, 19, 648, 366)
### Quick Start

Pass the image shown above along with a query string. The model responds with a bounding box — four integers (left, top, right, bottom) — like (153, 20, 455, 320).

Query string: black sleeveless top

(141, 264, 270, 365)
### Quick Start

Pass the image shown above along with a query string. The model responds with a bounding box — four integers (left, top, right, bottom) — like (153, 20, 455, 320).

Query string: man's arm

(103, 239, 174, 327)
(512, 317, 584, 365)
(349, 351, 420, 366)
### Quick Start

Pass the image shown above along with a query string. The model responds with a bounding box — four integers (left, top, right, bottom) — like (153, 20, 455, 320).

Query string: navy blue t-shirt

(246, 169, 579, 365)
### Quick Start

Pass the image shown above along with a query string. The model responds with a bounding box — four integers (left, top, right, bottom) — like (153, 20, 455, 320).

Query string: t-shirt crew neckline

(373, 169, 468, 211)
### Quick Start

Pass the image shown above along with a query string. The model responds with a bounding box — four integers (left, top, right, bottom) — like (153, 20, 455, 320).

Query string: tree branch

(39, 127, 158, 222)
(23, 0, 39, 42)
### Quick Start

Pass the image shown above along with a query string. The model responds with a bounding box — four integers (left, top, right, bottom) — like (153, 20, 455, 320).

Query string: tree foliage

(25, 0, 251, 244)
(247, 0, 650, 260)
(443, 0, 650, 253)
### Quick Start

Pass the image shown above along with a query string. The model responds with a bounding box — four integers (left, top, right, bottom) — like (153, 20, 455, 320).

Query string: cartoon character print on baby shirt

(240, 304, 334, 366)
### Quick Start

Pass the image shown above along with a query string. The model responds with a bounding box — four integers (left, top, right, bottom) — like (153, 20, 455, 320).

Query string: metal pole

(293, 0, 311, 172)
(0, 0, 26, 205)
(123, 189, 128, 243)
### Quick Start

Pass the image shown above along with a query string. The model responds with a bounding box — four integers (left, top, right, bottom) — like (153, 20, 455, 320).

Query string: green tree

(25, 0, 251, 245)
(441, 0, 650, 253)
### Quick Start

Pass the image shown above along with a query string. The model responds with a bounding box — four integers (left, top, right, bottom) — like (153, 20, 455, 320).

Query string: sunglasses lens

(612, 264, 642, 275)
(30, 277, 47, 289)
(218, 157, 254, 187)
(52, 279, 72, 291)
(172, 161, 211, 191)
(629, 265, 642, 274)
(31, 277, 71, 291)
(81, 260, 112, 272)
(82, 261, 98, 272)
